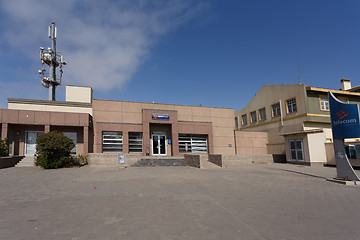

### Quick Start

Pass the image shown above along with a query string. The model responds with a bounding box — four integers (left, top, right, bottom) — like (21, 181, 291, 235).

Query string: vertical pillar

(83, 126, 89, 156)
(143, 123, 150, 156)
(93, 127, 100, 153)
(171, 123, 179, 156)
(123, 131, 128, 153)
(44, 125, 50, 133)
(334, 138, 360, 180)
(1, 123, 8, 139)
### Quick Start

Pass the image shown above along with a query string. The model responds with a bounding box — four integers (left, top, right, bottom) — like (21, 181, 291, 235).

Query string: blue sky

(1, 0, 360, 110)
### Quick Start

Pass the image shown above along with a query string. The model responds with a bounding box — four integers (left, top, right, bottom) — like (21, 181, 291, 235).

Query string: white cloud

(0, 0, 210, 91)
(0, 81, 48, 108)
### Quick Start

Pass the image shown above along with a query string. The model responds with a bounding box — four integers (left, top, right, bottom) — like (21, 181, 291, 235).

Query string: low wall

(184, 155, 200, 168)
(208, 154, 274, 168)
(0, 156, 24, 169)
(272, 154, 287, 163)
(88, 153, 186, 167)
(88, 153, 142, 167)
(209, 154, 222, 167)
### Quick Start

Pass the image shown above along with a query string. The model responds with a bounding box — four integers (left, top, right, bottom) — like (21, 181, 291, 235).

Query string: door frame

(151, 132, 167, 156)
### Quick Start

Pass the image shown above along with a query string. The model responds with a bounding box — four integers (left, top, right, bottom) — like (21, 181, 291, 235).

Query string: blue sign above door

(152, 114, 170, 120)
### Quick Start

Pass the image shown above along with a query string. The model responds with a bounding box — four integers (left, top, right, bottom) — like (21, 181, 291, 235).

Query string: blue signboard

(152, 114, 170, 120)
(329, 92, 360, 139)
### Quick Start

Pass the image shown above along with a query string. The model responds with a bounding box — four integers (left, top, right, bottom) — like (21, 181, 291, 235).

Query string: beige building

(92, 99, 236, 156)
(1, 85, 269, 163)
(1, 86, 93, 157)
(235, 79, 360, 166)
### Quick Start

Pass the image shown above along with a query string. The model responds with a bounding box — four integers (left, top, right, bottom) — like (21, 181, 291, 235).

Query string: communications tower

(38, 22, 67, 101)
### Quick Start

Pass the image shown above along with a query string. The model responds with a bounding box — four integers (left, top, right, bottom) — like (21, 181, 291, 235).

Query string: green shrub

(71, 154, 88, 166)
(0, 138, 9, 157)
(35, 131, 75, 169)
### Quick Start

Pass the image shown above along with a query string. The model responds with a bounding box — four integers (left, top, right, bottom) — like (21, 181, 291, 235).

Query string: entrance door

(25, 131, 43, 155)
(152, 133, 167, 156)
(289, 139, 304, 161)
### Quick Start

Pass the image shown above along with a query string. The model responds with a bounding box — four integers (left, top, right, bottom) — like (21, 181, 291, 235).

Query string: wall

(325, 143, 335, 165)
(235, 84, 307, 155)
(306, 131, 327, 163)
(208, 154, 222, 167)
(66, 86, 92, 103)
(0, 156, 23, 169)
(0, 109, 90, 156)
(234, 131, 268, 154)
(92, 99, 235, 155)
(235, 84, 307, 130)
(184, 154, 201, 168)
(8, 99, 92, 115)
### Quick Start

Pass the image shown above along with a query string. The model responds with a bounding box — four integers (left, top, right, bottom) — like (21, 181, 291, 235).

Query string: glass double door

(25, 131, 44, 155)
(152, 133, 166, 156)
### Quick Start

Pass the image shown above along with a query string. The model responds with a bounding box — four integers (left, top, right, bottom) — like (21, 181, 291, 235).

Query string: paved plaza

(1, 163, 360, 240)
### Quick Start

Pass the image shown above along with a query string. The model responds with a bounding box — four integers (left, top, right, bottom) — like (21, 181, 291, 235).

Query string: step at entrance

(15, 156, 35, 167)
(131, 158, 188, 167)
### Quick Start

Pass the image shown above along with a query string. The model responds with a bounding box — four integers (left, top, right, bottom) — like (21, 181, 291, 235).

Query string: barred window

(179, 134, 208, 153)
(286, 98, 297, 113)
(272, 103, 280, 117)
(250, 111, 257, 124)
(102, 131, 123, 152)
(129, 132, 143, 153)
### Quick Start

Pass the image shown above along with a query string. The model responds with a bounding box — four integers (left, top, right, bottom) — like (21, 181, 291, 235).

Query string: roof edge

(7, 98, 92, 108)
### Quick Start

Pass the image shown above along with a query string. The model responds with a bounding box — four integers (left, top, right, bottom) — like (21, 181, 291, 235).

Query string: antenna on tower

(39, 22, 67, 101)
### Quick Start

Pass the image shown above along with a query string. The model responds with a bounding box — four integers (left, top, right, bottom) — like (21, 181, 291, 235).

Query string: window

(102, 131, 123, 152)
(235, 117, 239, 129)
(289, 139, 304, 161)
(272, 103, 281, 117)
(250, 111, 257, 124)
(345, 145, 358, 159)
(63, 132, 77, 153)
(286, 98, 297, 113)
(179, 134, 208, 153)
(241, 114, 247, 126)
(129, 132, 143, 153)
(338, 97, 348, 104)
(258, 108, 266, 121)
(320, 96, 329, 111)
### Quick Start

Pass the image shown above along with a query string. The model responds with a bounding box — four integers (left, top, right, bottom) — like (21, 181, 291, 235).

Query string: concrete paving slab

(0, 164, 360, 240)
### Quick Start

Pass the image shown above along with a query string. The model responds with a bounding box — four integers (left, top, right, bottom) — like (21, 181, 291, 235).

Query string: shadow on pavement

(281, 169, 327, 179)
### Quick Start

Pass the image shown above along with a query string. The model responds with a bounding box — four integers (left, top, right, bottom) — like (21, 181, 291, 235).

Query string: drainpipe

(234, 130, 237, 154)
(279, 99, 284, 126)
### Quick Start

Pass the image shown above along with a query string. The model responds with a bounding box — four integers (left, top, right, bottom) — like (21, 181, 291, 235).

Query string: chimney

(341, 79, 351, 91)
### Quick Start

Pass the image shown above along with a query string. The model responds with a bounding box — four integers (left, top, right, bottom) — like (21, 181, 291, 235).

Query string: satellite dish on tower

(38, 22, 67, 101)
